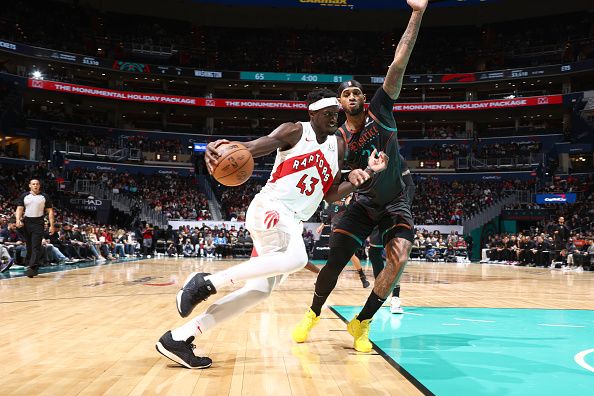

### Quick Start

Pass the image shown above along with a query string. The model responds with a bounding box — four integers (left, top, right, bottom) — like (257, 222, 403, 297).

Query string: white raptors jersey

(259, 122, 340, 221)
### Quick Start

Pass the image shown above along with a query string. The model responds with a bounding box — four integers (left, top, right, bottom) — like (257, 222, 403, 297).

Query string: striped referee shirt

(17, 192, 53, 218)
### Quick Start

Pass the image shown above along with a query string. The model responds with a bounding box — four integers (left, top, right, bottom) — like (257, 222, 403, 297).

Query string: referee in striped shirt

(15, 179, 55, 278)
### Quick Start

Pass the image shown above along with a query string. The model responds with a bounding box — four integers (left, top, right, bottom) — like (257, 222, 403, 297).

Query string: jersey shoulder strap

(337, 126, 350, 143)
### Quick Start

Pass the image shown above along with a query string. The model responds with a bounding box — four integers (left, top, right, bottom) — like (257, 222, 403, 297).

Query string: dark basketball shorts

(333, 194, 414, 247)
(369, 227, 383, 248)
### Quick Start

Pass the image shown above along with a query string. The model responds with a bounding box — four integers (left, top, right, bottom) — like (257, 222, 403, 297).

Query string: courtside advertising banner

(28, 79, 563, 111)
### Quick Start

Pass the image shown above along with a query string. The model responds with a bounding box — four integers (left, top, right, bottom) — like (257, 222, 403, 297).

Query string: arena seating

(0, 2, 592, 74)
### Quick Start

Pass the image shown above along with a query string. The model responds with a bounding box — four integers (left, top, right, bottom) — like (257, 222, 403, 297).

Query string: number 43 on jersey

(296, 174, 319, 196)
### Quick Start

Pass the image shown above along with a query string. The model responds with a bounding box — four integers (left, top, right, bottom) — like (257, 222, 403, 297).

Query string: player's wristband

(364, 166, 375, 176)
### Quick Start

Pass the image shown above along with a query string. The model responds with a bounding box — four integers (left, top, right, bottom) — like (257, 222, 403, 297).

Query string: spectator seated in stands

(1, 221, 27, 266)
(204, 238, 216, 258)
(182, 239, 195, 257)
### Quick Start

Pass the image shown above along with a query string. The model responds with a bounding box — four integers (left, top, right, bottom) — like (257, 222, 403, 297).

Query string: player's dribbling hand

(367, 148, 389, 173)
(204, 139, 230, 174)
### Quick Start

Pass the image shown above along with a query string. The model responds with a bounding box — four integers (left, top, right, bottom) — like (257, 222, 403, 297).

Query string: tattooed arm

(383, 0, 428, 100)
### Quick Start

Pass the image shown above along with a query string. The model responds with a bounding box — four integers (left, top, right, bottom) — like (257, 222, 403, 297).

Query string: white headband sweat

(308, 97, 340, 111)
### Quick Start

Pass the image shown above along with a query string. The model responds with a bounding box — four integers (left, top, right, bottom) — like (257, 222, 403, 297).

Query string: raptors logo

(264, 210, 280, 229)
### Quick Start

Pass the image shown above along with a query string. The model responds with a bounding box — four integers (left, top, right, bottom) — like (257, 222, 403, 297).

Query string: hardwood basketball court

(1, 258, 593, 395)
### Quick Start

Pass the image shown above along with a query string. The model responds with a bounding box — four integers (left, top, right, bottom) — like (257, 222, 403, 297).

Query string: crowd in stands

(0, 163, 136, 266)
(1, 218, 138, 266)
(411, 177, 527, 225)
(48, 126, 192, 155)
(474, 141, 542, 159)
(1, 1, 592, 75)
(217, 180, 264, 221)
(1, 156, 592, 272)
(485, 175, 593, 270)
(410, 141, 543, 162)
(423, 125, 469, 139)
(67, 168, 212, 220)
(540, 174, 592, 194)
(481, 223, 593, 271)
(25, 104, 110, 127)
(504, 175, 593, 233)
(411, 143, 468, 161)
(0, 163, 102, 226)
(407, 229, 470, 262)
(0, 163, 57, 216)
(44, 119, 546, 167)
(156, 223, 253, 258)
(0, 162, 252, 268)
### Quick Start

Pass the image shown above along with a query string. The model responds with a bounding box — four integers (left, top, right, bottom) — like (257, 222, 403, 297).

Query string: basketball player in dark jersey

(293, 0, 428, 352)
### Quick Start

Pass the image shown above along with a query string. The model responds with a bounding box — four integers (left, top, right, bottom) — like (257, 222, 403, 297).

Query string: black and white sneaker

(176, 272, 217, 318)
(155, 330, 212, 369)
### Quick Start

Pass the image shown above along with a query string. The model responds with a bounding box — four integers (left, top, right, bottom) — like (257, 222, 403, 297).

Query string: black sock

(358, 291, 386, 321)
(357, 268, 366, 278)
(310, 233, 360, 316)
(392, 284, 400, 298)
(311, 292, 326, 316)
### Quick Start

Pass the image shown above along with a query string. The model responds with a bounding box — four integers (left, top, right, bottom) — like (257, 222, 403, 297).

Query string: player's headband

(308, 97, 340, 111)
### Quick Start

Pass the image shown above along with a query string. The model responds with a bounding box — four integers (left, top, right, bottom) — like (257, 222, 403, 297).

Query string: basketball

(211, 142, 254, 186)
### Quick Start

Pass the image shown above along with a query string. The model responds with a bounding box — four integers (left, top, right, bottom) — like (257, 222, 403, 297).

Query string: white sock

(204, 270, 235, 290)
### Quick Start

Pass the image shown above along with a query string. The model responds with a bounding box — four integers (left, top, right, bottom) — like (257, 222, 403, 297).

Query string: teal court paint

(331, 306, 594, 396)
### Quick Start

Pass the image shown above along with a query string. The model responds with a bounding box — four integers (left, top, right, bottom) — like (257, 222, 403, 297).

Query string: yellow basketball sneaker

(347, 316, 373, 352)
(291, 308, 320, 343)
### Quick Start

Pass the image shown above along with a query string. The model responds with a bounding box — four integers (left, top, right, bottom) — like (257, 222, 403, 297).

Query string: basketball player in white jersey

(155, 88, 388, 369)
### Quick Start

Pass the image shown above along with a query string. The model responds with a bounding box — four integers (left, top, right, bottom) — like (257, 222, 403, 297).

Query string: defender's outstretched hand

(407, 0, 428, 12)
(367, 148, 389, 173)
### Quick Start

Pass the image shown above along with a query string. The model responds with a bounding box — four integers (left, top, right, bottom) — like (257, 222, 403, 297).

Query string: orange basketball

(211, 142, 254, 186)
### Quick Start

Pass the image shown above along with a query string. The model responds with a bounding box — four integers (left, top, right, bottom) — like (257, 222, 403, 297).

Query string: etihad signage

(69, 197, 110, 211)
